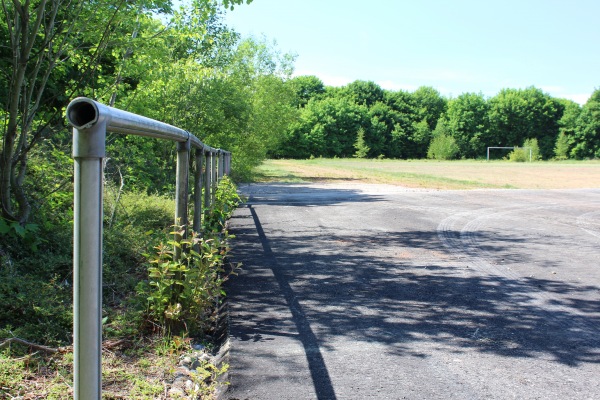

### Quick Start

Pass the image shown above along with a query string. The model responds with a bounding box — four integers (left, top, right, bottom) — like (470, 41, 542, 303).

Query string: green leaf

(0, 219, 9, 235)
(24, 223, 39, 232)
(12, 223, 26, 238)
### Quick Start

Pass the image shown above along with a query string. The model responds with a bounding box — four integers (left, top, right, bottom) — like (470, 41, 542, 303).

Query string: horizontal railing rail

(66, 97, 231, 399)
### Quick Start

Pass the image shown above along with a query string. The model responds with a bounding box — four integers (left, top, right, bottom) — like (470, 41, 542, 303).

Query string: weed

(138, 228, 240, 337)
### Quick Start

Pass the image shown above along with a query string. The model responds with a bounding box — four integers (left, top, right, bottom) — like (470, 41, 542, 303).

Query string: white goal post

(487, 146, 532, 161)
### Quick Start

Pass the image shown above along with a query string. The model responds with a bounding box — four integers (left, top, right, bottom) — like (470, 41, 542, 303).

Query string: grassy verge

(254, 159, 600, 189)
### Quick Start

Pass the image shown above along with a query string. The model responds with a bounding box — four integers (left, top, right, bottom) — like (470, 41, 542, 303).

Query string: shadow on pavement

(227, 185, 600, 399)
(239, 183, 388, 207)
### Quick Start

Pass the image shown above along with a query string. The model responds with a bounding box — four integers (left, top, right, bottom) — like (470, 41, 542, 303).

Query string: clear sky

(224, 0, 599, 104)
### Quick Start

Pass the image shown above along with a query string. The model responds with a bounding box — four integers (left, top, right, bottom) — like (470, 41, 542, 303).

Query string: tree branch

(0, 337, 66, 353)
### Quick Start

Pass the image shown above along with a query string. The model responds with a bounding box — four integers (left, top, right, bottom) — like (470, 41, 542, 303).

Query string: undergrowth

(0, 176, 242, 398)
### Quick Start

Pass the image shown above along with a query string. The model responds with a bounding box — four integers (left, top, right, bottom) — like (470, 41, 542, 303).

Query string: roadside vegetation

(1, 177, 241, 397)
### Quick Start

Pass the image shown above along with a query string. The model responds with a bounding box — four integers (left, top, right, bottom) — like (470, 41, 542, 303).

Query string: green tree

(0, 0, 138, 222)
(0, 0, 252, 223)
(353, 128, 370, 158)
(366, 102, 397, 157)
(342, 80, 385, 107)
(432, 118, 449, 137)
(289, 75, 326, 108)
(571, 89, 600, 159)
(554, 99, 581, 159)
(413, 86, 447, 130)
(488, 87, 562, 159)
(445, 92, 491, 158)
(285, 96, 368, 158)
(411, 119, 432, 158)
(554, 132, 570, 159)
(124, 34, 296, 181)
(384, 90, 420, 158)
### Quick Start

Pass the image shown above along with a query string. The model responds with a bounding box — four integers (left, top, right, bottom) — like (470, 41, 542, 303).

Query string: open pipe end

(67, 98, 99, 129)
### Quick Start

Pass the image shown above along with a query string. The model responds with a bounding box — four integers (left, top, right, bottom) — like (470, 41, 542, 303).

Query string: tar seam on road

(248, 203, 338, 400)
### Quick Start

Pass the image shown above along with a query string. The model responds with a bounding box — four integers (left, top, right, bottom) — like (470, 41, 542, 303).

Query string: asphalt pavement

(225, 182, 600, 400)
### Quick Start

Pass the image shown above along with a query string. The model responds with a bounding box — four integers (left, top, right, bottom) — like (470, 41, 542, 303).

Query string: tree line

(273, 77, 600, 162)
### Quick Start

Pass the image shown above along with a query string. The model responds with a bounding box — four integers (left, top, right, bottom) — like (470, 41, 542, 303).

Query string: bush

(524, 138, 541, 160)
(137, 176, 242, 337)
(203, 176, 242, 233)
(1, 174, 240, 350)
(427, 134, 459, 160)
(507, 148, 529, 162)
(508, 139, 540, 162)
(554, 132, 570, 160)
(137, 231, 238, 336)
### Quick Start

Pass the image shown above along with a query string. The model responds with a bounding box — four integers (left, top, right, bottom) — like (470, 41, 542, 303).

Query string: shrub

(427, 134, 459, 160)
(137, 230, 239, 336)
(507, 148, 529, 162)
(203, 176, 242, 234)
(138, 176, 242, 336)
(508, 139, 540, 162)
(524, 138, 541, 160)
(554, 132, 570, 160)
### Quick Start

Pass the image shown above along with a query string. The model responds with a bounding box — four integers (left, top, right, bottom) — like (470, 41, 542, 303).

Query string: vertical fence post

(211, 150, 217, 205)
(226, 152, 231, 175)
(204, 150, 212, 210)
(174, 138, 191, 261)
(72, 121, 106, 400)
(193, 147, 204, 236)
(218, 150, 224, 180)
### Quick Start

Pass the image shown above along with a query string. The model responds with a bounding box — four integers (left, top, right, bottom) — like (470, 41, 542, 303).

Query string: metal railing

(66, 97, 231, 399)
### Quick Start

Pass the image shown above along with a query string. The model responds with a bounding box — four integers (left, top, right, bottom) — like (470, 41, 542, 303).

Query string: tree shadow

(238, 183, 387, 207)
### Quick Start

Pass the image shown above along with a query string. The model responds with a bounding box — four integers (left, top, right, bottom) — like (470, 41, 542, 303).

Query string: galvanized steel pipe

(67, 97, 221, 152)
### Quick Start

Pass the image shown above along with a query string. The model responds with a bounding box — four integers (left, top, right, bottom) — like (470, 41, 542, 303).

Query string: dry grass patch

(256, 159, 600, 189)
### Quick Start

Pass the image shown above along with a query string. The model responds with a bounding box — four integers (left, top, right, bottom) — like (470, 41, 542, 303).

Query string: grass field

(253, 159, 600, 190)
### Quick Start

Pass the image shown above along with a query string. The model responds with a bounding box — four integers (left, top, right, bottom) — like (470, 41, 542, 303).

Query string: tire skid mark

(576, 210, 600, 239)
(437, 204, 599, 342)
(437, 205, 523, 270)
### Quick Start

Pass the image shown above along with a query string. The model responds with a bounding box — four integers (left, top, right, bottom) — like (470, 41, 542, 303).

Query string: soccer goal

(486, 146, 532, 161)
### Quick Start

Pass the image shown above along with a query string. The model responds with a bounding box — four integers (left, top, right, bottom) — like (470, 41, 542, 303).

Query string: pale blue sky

(224, 0, 599, 104)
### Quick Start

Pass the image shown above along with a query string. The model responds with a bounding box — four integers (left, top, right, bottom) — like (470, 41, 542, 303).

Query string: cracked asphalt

(225, 183, 600, 400)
